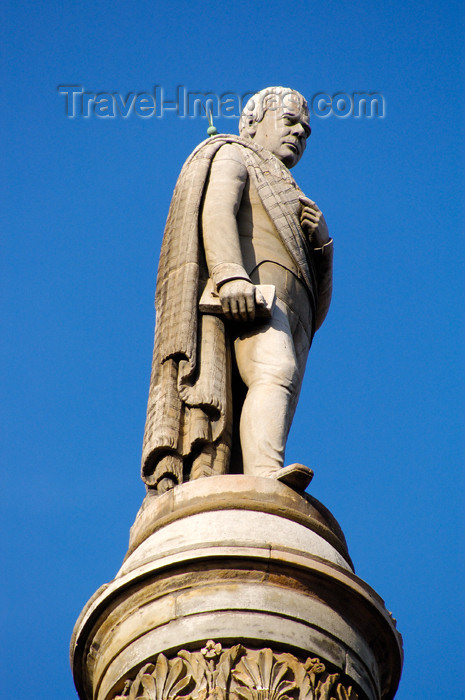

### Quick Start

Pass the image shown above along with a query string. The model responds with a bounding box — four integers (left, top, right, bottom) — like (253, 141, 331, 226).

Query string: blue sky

(2, 0, 464, 697)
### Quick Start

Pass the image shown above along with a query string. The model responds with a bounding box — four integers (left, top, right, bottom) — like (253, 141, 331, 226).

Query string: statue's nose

(292, 122, 305, 137)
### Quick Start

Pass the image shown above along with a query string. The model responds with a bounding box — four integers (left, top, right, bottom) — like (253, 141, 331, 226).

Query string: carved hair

(239, 86, 309, 137)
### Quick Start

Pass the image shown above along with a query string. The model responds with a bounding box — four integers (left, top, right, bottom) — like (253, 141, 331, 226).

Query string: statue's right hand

(218, 279, 266, 321)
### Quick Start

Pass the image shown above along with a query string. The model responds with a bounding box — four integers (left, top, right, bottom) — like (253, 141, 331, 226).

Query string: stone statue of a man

(142, 87, 333, 493)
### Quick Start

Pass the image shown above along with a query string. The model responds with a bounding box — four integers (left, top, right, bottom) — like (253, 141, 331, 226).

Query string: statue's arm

(202, 145, 264, 321)
(299, 195, 333, 330)
(313, 240, 333, 330)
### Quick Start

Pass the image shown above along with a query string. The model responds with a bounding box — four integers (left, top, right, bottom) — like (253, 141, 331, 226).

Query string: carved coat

(141, 135, 332, 488)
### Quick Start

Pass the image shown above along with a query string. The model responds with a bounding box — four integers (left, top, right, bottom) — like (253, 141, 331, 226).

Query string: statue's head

(239, 87, 311, 168)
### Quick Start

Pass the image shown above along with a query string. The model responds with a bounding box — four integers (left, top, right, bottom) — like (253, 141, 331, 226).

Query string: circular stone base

(71, 476, 402, 700)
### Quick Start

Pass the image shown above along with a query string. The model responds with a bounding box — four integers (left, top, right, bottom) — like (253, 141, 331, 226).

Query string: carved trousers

(233, 262, 313, 476)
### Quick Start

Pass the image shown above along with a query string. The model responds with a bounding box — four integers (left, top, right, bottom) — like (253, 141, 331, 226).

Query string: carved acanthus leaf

(232, 648, 297, 700)
(122, 655, 194, 700)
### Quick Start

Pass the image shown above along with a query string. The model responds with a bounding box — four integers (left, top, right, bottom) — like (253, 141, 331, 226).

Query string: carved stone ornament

(113, 642, 359, 700)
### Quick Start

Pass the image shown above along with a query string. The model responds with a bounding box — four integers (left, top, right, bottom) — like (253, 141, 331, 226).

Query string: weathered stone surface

(71, 479, 402, 700)
(125, 475, 351, 567)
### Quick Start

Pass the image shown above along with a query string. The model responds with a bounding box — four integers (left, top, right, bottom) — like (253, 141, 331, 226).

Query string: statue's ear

(242, 118, 257, 139)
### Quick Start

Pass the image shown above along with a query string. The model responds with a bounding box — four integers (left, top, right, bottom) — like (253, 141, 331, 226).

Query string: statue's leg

(234, 299, 308, 477)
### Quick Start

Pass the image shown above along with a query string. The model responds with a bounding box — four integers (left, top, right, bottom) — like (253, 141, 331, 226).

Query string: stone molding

(125, 476, 352, 569)
(71, 479, 402, 700)
(113, 643, 359, 700)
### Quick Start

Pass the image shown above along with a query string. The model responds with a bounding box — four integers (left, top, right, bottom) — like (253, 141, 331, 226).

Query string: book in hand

(199, 279, 276, 318)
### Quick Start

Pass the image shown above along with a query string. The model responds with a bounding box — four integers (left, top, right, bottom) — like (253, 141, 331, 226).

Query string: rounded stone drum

(71, 476, 402, 700)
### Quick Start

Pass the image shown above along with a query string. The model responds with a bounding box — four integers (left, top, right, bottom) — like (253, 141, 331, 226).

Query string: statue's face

(252, 94, 310, 168)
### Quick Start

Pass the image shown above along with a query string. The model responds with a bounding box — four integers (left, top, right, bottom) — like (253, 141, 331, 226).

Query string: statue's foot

(275, 463, 314, 491)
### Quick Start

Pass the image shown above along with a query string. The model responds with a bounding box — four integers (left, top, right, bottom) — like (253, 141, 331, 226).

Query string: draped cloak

(141, 134, 332, 488)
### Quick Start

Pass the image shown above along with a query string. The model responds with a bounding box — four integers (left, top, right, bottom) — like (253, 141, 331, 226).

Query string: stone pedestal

(71, 476, 402, 700)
